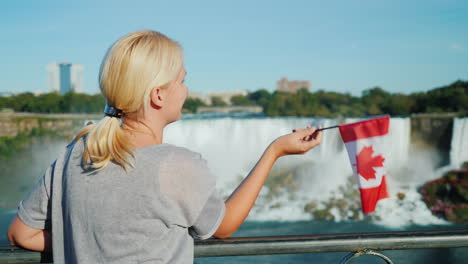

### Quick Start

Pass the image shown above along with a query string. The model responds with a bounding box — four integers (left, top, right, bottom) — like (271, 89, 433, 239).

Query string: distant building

(47, 62, 83, 94)
(59, 63, 72, 94)
(47, 63, 59, 92)
(71, 64, 84, 93)
(34, 90, 43, 96)
(277, 77, 311, 93)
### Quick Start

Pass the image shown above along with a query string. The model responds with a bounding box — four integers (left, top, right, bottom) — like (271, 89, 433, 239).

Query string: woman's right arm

(213, 127, 322, 238)
(8, 216, 51, 252)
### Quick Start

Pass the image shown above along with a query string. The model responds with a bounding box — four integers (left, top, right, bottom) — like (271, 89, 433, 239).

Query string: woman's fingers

(308, 129, 322, 147)
(274, 126, 323, 157)
(291, 125, 322, 151)
(292, 127, 307, 133)
(293, 125, 321, 141)
(294, 127, 315, 142)
(310, 125, 322, 141)
(299, 126, 322, 151)
(314, 127, 323, 141)
(304, 126, 312, 141)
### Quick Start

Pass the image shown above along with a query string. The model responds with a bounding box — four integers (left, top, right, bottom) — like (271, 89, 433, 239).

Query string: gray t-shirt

(17, 139, 226, 264)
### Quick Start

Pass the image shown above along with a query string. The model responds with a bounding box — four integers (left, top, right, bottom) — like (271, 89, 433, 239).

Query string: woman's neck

(122, 117, 165, 149)
(127, 130, 163, 149)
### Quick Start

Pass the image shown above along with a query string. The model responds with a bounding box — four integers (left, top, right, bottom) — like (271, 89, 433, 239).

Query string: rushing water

(451, 118, 468, 169)
(164, 117, 462, 226)
(1, 116, 467, 263)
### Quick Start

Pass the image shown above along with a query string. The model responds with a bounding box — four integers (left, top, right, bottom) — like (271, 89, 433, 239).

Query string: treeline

(186, 80, 468, 117)
(1, 80, 467, 117)
(0, 92, 105, 113)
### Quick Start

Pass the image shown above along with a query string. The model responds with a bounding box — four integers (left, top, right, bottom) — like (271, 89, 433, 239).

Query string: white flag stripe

(344, 134, 389, 189)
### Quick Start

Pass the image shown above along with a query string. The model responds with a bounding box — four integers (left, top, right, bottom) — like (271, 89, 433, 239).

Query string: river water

(1, 116, 467, 263)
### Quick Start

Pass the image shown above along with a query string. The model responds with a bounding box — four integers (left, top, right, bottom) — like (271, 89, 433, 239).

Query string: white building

(47, 62, 84, 94)
(71, 64, 83, 93)
(47, 63, 60, 92)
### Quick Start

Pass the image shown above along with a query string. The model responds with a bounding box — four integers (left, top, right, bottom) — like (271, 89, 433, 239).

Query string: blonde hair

(75, 30, 184, 170)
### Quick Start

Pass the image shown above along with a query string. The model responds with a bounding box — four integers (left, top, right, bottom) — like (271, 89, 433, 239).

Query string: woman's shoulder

(67, 138, 205, 168)
(136, 143, 205, 164)
(155, 144, 215, 195)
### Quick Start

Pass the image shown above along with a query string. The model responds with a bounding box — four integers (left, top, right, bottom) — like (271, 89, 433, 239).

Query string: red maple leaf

(355, 145, 385, 180)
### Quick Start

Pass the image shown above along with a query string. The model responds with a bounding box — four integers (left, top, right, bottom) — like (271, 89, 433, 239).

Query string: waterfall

(450, 118, 468, 169)
(164, 117, 335, 191)
(164, 117, 448, 226)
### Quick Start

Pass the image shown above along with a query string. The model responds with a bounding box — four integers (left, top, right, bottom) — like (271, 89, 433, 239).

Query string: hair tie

(104, 104, 123, 118)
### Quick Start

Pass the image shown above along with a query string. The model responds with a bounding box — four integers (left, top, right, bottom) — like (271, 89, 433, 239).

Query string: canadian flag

(339, 116, 390, 214)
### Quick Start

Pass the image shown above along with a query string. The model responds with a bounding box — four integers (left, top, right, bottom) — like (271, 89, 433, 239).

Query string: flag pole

(315, 125, 339, 132)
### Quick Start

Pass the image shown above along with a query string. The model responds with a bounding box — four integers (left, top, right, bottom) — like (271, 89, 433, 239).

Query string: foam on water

(375, 190, 448, 227)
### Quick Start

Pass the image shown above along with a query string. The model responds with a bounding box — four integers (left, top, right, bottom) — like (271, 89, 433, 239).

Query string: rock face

(0, 113, 101, 137)
(419, 162, 468, 222)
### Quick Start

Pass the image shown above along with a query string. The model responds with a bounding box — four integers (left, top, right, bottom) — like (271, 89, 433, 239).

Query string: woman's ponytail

(76, 116, 133, 171)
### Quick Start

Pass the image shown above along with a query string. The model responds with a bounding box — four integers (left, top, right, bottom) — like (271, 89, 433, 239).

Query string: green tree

(425, 80, 468, 113)
(183, 98, 206, 113)
(210, 96, 227, 106)
(383, 94, 414, 116)
(34, 92, 62, 112)
(361, 86, 391, 116)
(367, 104, 383, 116)
(3, 80, 466, 116)
(248, 89, 271, 108)
(362, 87, 390, 106)
(230, 95, 254, 106)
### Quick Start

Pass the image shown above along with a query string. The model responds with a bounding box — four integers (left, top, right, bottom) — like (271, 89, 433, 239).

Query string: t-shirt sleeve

(189, 188, 225, 240)
(159, 147, 225, 240)
(17, 161, 55, 230)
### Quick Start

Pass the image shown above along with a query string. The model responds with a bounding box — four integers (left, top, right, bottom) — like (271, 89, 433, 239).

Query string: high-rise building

(47, 62, 84, 94)
(71, 64, 83, 93)
(47, 63, 60, 92)
(59, 63, 72, 94)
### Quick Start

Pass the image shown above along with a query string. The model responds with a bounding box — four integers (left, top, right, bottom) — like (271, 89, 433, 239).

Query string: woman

(8, 30, 322, 263)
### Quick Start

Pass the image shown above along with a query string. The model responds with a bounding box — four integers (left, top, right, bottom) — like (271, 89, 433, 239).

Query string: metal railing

(1, 229, 468, 263)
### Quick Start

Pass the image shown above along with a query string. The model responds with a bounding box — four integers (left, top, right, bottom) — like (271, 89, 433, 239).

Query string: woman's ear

(150, 87, 164, 110)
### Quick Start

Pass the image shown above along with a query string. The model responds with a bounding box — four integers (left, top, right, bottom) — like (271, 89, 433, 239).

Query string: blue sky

(1, 0, 467, 96)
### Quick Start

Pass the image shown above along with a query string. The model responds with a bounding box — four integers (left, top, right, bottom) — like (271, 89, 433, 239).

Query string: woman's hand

(270, 126, 322, 158)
